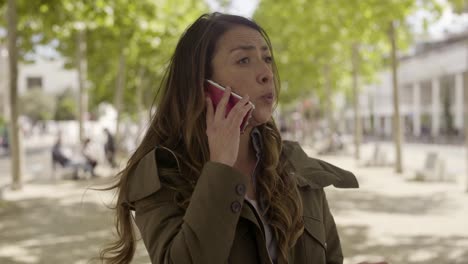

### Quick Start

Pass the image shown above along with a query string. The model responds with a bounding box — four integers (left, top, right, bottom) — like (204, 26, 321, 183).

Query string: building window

(26, 76, 42, 90)
(420, 80, 432, 105)
(400, 84, 413, 105)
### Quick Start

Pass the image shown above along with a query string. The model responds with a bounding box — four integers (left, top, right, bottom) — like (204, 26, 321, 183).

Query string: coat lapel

(282, 140, 359, 189)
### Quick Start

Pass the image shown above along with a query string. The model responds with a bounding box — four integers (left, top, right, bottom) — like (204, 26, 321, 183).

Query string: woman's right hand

(205, 86, 253, 167)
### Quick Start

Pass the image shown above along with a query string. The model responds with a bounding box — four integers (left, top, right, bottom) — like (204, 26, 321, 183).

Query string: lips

(260, 92, 275, 103)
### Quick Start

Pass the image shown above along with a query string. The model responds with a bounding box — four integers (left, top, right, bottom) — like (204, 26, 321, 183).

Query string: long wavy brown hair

(99, 13, 304, 264)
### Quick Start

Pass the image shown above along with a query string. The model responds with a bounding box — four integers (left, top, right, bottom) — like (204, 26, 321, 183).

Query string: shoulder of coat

(282, 140, 359, 189)
(124, 146, 181, 207)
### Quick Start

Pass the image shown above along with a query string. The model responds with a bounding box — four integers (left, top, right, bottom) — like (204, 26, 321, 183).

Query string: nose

(256, 63, 274, 85)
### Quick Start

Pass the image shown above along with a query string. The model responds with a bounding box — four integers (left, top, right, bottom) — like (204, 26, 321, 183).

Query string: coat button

(231, 201, 242, 213)
(235, 184, 246, 196)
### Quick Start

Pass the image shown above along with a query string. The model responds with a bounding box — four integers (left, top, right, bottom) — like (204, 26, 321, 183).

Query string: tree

(254, 0, 442, 171)
(389, 20, 403, 173)
(55, 89, 77, 120)
(1, 0, 64, 189)
(84, 0, 208, 142)
(19, 88, 56, 122)
(19, 0, 209, 145)
(448, 0, 468, 13)
(6, 0, 21, 189)
(0, 0, 209, 188)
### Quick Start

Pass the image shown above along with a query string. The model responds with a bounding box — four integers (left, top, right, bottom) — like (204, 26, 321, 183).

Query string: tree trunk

(389, 21, 403, 174)
(465, 42, 468, 192)
(114, 47, 126, 146)
(135, 67, 145, 118)
(135, 67, 147, 140)
(7, 0, 22, 190)
(76, 29, 88, 143)
(352, 43, 362, 160)
(323, 64, 335, 145)
(465, 114, 468, 192)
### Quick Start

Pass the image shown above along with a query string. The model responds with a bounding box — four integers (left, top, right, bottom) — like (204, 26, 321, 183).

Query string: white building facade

(0, 47, 78, 120)
(17, 58, 78, 95)
(345, 33, 468, 141)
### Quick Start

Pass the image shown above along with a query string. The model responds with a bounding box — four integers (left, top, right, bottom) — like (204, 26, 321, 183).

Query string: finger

(228, 97, 253, 127)
(214, 86, 231, 121)
(205, 97, 214, 128)
(227, 94, 250, 116)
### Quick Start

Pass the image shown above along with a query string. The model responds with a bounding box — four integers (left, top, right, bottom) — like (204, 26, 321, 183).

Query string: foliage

(448, 0, 468, 13)
(42, 0, 209, 113)
(254, 0, 443, 105)
(54, 88, 77, 120)
(0, 0, 209, 116)
(19, 88, 56, 122)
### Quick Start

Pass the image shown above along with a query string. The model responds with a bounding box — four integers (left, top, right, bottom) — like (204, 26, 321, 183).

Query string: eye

(238, 57, 250, 64)
(264, 56, 273, 63)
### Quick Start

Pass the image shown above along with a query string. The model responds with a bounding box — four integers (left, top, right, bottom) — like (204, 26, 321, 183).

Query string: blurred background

(1, 0, 468, 263)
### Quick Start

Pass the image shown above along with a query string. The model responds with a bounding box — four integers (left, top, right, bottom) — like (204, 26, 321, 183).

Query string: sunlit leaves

(0, 0, 208, 115)
(254, 0, 442, 105)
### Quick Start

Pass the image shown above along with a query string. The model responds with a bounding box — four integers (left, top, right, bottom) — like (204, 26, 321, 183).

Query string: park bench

(415, 152, 446, 181)
(363, 143, 389, 167)
(51, 155, 92, 180)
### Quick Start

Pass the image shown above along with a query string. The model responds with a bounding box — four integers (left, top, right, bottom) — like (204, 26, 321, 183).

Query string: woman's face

(210, 26, 275, 127)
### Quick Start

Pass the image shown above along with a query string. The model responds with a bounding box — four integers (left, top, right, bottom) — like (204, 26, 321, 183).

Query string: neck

(234, 126, 258, 200)
(236, 126, 256, 165)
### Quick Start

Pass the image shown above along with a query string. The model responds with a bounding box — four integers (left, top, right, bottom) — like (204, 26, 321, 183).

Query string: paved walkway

(0, 170, 151, 264)
(1, 150, 468, 263)
(312, 151, 468, 264)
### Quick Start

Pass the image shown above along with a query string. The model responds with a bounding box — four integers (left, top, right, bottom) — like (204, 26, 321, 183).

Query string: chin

(250, 113, 272, 126)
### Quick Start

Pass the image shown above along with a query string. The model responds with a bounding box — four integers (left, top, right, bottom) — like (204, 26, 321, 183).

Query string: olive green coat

(124, 140, 358, 264)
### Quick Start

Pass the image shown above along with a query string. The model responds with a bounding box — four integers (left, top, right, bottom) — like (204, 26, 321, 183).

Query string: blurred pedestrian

(81, 138, 98, 177)
(100, 13, 385, 264)
(51, 134, 79, 180)
(52, 134, 95, 180)
(103, 128, 117, 168)
(0, 124, 9, 154)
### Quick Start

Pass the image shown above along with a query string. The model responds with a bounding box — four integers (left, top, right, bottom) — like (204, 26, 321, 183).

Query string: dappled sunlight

(320, 153, 468, 264)
(0, 245, 39, 263)
(340, 224, 468, 264)
(0, 181, 149, 264)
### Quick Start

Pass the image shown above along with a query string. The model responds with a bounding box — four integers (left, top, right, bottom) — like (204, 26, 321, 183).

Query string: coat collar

(125, 138, 359, 205)
(125, 146, 179, 206)
(252, 130, 358, 189)
(282, 140, 359, 189)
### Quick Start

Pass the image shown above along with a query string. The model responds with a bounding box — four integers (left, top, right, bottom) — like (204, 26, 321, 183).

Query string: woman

(100, 13, 372, 264)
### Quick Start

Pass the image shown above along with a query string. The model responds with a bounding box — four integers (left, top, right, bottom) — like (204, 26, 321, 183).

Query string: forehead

(215, 26, 269, 52)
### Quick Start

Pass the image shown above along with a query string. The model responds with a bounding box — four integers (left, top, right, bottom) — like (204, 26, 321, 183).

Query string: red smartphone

(205, 79, 255, 133)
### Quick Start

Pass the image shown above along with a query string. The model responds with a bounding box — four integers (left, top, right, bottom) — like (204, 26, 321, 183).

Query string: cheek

(211, 68, 248, 93)
(252, 103, 273, 121)
(234, 80, 251, 96)
(232, 73, 257, 96)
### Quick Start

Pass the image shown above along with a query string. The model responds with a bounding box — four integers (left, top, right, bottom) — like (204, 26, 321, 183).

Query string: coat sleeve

(130, 160, 248, 264)
(321, 189, 344, 264)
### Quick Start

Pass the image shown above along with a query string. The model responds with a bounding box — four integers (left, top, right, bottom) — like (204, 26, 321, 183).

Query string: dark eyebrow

(229, 45, 269, 53)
